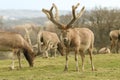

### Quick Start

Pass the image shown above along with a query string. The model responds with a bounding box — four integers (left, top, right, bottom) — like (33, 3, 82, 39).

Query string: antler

(24, 28, 32, 47)
(42, 3, 64, 29)
(66, 3, 85, 28)
(52, 3, 59, 21)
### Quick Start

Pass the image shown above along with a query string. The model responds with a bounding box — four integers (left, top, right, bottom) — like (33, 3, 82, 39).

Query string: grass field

(0, 53, 120, 80)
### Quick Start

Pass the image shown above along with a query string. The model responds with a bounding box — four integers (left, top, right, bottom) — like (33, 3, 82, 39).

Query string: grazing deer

(0, 31, 35, 69)
(9, 27, 34, 69)
(109, 29, 120, 53)
(42, 3, 95, 71)
(98, 47, 111, 54)
(37, 30, 64, 58)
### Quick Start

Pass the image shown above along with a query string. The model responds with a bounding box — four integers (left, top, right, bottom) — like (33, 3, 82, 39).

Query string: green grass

(0, 53, 120, 80)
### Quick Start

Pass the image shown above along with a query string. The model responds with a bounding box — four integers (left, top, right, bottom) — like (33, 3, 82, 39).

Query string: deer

(0, 31, 35, 69)
(10, 27, 34, 69)
(37, 30, 64, 58)
(109, 29, 120, 53)
(42, 3, 95, 72)
(0, 24, 39, 69)
(98, 47, 111, 54)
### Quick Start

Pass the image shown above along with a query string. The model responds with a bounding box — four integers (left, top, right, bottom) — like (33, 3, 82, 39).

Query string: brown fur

(0, 31, 35, 67)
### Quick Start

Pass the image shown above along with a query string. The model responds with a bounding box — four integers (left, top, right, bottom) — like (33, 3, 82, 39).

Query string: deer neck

(68, 28, 80, 47)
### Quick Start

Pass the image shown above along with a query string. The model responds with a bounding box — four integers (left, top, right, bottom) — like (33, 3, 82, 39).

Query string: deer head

(42, 3, 85, 47)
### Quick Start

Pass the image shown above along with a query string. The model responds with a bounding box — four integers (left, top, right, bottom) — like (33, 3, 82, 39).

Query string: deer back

(109, 30, 119, 41)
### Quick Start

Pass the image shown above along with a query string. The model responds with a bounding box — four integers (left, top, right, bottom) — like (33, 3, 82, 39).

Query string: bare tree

(77, 7, 120, 49)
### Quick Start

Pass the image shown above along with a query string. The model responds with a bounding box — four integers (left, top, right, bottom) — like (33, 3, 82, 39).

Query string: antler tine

(42, 9, 51, 19)
(66, 3, 85, 28)
(77, 6, 85, 19)
(72, 3, 80, 18)
(42, 5, 54, 19)
(74, 3, 80, 9)
(52, 3, 59, 21)
(42, 4, 64, 29)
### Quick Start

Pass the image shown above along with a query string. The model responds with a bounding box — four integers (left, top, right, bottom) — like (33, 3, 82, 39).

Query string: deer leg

(118, 40, 120, 53)
(116, 43, 119, 53)
(64, 50, 69, 71)
(110, 41, 115, 53)
(44, 51, 49, 58)
(10, 52, 15, 70)
(75, 49, 79, 72)
(43, 45, 49, 58)
(17, 50, 21, 68)
(80, 51, 85, 71)
(54, 45, 58, 57)
(88, 49, 95, 71)
(116, 40, 119, 53)
(54, 48, 57, 57)
(11, 58, 15, 69)
(110, 41, 113, 50)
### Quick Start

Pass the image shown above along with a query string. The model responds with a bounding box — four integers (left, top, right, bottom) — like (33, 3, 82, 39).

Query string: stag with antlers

(42, 3, 95, 71)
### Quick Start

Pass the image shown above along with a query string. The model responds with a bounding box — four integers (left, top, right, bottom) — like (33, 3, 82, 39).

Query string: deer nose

(63, 38, 67, 43)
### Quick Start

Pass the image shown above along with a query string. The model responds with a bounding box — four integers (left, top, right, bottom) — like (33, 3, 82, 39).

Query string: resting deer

(98, 47, 111, 54)
(37, 30, 64, 58)
(42, 3, 95, 71)
(109, 29, 120, 53)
